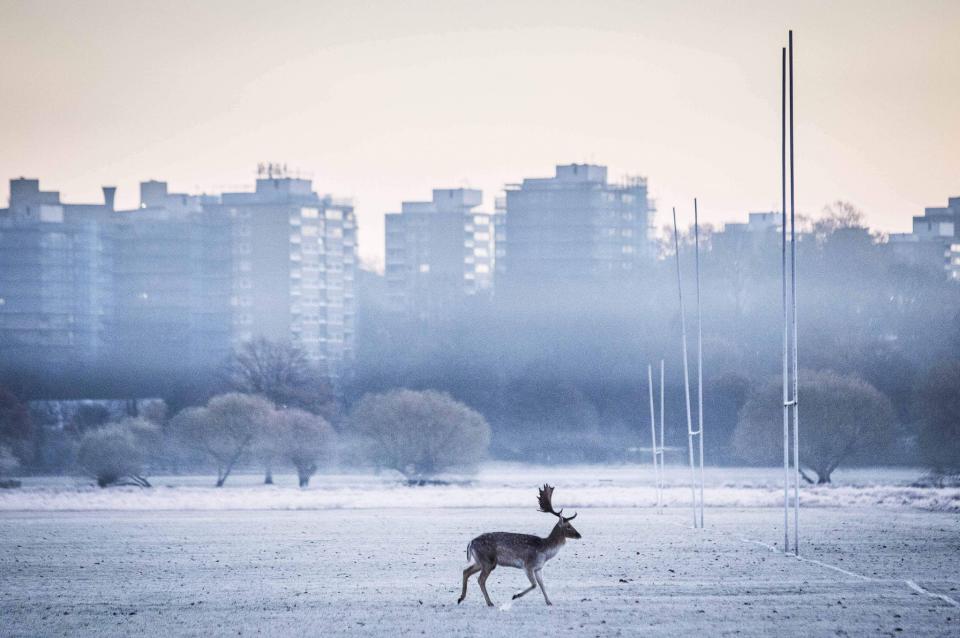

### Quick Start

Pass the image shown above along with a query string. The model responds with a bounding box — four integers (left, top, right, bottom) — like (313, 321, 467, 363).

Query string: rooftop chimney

(102, 186, 116, 211)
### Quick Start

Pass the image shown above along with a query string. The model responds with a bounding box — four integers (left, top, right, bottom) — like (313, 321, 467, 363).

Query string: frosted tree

(275, 408, 337, 487)
(733, 370, 894, 484)
(170, 393, 275, 487)
(347, 389, 490, 480)
(77, 418, 156, 488)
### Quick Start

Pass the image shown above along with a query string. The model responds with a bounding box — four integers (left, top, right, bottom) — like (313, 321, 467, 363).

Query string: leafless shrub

(169, 393, 275, 487)
(347, 389, 490, 479)
(77, 418, 156, 488)
(732, 369, 894, 484)
(275, 408, 337, 487)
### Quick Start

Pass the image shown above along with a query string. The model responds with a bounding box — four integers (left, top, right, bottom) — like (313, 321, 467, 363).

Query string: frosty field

(1, 465, 958, 637)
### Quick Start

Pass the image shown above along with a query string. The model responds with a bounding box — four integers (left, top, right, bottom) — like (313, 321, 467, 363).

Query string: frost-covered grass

(2, 463, 957, 513)
(0, 506, 957, 637)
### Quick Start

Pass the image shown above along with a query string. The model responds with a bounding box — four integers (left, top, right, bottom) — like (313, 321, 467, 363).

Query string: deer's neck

(542, 524, 566, 557)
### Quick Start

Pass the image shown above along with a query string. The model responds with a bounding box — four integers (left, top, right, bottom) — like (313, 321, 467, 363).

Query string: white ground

(1, 465, 958, 636)
(2, 464, 957, 512)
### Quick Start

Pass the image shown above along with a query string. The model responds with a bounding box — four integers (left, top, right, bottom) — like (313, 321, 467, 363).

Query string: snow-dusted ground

(2, 463, 958, 512)
(1, 506, 958, 637)
(0, 464, 958, 636)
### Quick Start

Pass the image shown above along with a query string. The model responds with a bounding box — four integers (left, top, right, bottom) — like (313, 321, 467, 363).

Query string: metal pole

(789, 29, 800, 557)
(694, 198, 705, 528)
(780, 45, 791, 555)
(672, 207, 698, 528)
(648, 364, 661, 512)
(659, 358, 665, 510)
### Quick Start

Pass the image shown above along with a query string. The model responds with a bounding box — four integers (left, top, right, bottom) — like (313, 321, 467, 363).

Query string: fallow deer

(458, 484, 581, 607)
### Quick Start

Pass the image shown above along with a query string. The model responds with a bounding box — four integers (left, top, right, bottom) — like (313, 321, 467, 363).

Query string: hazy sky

(2, 0, 958, 267)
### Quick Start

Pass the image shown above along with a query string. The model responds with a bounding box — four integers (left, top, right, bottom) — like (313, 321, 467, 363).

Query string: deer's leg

(534, 569, 552, 606)
(457, 564, 481, 604)
(512, 567, 537, 600)
(478, 567, 495, 607)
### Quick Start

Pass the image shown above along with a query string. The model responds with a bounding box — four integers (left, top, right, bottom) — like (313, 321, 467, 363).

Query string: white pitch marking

(791, 554, 874, 582)
(904, 580, 960, 608)
(663, 513, 960, 607)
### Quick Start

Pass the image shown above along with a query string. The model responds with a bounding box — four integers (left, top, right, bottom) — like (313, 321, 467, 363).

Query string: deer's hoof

(486, 602, 495, 607)
(545, 601, 553, 606)
(512, 594, 520, 600)
(457, 598, 463, 604)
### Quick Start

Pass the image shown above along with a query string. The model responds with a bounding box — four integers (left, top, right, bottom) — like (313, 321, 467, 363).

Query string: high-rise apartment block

(385, 188, 494, 319)
(211, 173, 357, 372)
(0, 169, 358, 382)
(888, 196, 960, 279)
(0, 179, 114, 369)
(713, 211, 781, 255)
(497, 164, 653, 290)
(112, 181, 232, 371)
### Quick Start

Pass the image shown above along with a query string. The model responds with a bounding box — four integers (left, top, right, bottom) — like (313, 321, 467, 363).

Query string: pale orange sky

(2, 0, 958, 267)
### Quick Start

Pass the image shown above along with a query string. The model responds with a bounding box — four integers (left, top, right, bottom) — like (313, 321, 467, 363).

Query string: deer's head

(538, 484, 582, 539)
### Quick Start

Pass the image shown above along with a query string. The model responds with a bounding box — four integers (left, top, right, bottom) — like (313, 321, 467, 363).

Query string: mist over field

(1, 1, 959, 636)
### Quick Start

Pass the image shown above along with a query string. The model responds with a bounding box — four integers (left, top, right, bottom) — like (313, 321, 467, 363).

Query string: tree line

(0, 339, 491, 488)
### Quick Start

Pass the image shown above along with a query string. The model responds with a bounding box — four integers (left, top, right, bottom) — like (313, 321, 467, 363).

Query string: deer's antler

(538, 483, 563, 518)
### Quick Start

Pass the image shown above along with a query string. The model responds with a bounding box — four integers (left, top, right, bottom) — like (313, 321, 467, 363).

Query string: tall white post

(788, 29, 800, 556)
(780, 45, 791, 554)
(694, 198, 705, 528)
(659, 358, 665, 511)
(648, 364, 661, 512)
(672, 207, 698, 528)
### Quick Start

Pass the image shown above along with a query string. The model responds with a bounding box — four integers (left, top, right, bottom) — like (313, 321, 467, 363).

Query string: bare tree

(226, 337, 336, 416)
(77, 418, 156, 488)
(275, 408, 337, 487)
(169, 393, 275, 487)
(347, 389, 490, 479)
(813, 201, 866, 242)
(257, 413, 282, 485)
(732, 370, 895, 484)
